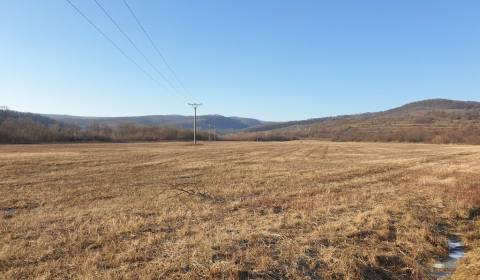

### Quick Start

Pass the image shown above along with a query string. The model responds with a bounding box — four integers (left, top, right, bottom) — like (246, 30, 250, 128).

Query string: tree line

(4, 108, 480, 145)
(226, 126, 480, 144)
(0, 110, 207, 144)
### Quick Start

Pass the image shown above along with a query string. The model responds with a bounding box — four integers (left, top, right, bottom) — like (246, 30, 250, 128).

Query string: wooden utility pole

(188, 103, 202, 144)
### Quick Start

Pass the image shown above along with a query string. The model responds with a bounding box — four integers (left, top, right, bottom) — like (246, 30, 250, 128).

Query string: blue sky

(1, 0, 480, 121)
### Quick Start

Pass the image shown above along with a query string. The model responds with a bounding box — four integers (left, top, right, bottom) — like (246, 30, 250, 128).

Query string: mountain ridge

(45, 114, 273, 132)
(242, 99, 480, 132)
(3, 98, 480, 144)
(228, 98, 480, 144)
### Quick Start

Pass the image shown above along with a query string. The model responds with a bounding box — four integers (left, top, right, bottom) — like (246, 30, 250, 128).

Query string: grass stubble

(0, 141, 479, 279)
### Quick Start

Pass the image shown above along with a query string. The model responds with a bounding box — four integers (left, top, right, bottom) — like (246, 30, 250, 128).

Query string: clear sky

(1, 0, 480, 121)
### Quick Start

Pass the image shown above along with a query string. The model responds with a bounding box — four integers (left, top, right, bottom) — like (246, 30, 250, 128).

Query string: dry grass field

(1, 141, 479, 279)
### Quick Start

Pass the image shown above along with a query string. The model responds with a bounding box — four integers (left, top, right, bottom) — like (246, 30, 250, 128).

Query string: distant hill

(228, 99, 480, 144)
(0, 110, 205, 143)
(1, 109, 59, 127)
(45, 114, 271, 132)
(386, 99, 480, 112)
(4, 98, 480, 144)
(0, 109, 77, 143)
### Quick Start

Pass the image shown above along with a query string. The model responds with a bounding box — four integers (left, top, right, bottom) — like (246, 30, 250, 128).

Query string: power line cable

(122, 0, 195, 101)
(93, 0, 188, 101)
(64, 0, 186, 102)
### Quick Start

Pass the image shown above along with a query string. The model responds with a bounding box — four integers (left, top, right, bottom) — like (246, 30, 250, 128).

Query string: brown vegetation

(0, 110, 206, 143)
(1, 141, 479, 279)
(228, 99, 480, 144)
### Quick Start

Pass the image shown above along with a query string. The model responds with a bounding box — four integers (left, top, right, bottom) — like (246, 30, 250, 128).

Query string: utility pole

(188, 103, 202, 144)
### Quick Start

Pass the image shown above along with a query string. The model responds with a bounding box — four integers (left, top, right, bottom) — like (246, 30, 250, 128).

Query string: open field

(1, 141, 479, 279)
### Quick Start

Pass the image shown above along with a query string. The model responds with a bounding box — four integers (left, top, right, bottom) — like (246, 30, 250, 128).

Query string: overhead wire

(64, 0, 187, 102)
(92, 0, 188, 101)
(122, 0, 195, 102)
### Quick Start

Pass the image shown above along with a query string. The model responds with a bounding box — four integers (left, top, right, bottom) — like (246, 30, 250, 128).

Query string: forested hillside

(228, 99, 480, 144)
(46, 114, 269, 132)
(0, 110, 206, 143)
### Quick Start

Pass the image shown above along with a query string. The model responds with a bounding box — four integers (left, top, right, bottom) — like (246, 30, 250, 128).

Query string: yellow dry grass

(1, 141, 479, 279)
